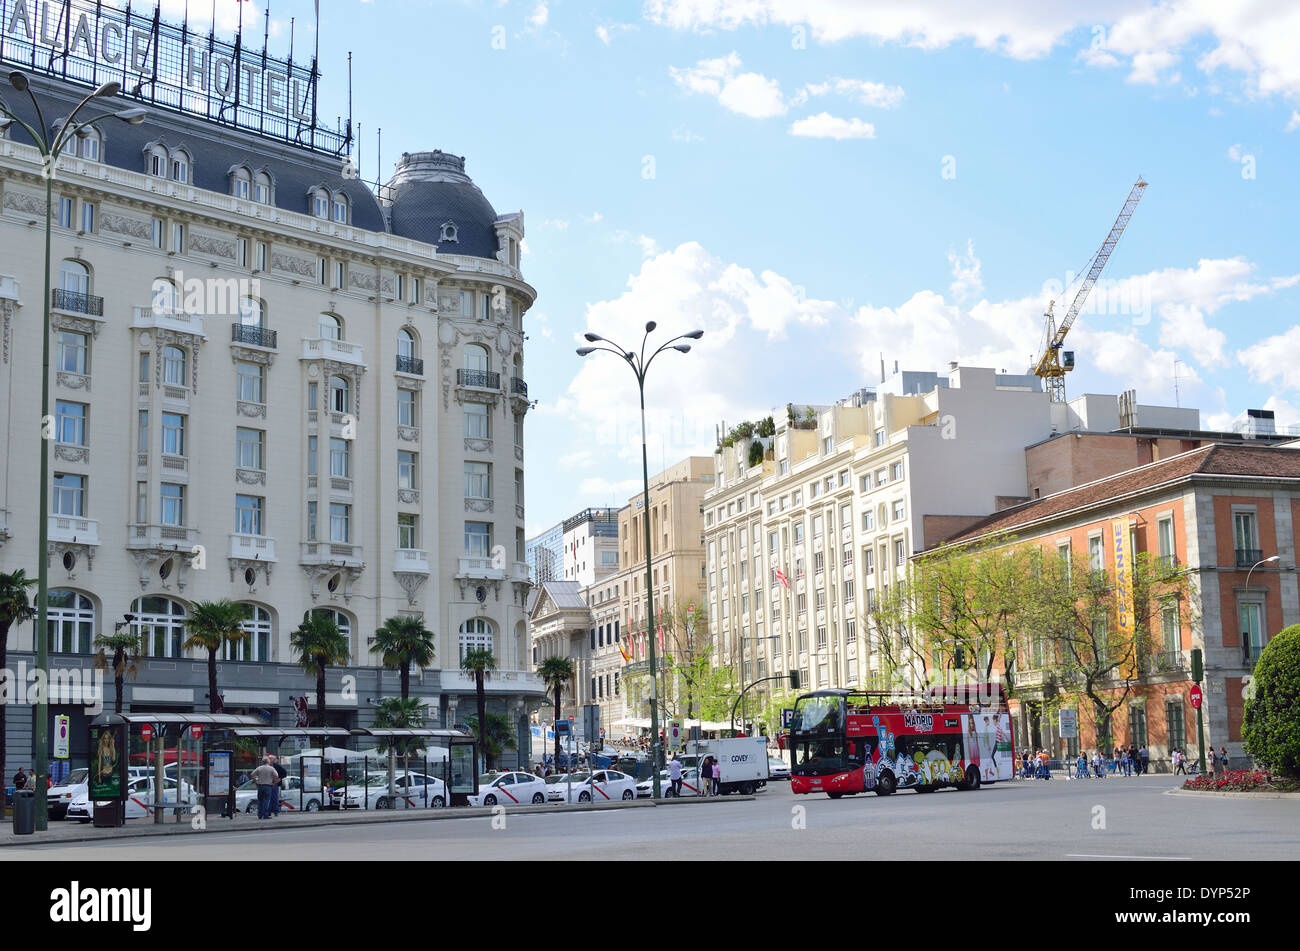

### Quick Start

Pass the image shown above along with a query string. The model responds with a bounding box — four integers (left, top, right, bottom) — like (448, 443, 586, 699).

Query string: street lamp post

(0, 72, 146, 830)
(577, 323, 702, 799)
(1242, 555, 1279, 665)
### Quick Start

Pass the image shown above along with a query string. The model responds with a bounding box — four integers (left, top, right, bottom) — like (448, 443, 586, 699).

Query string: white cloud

(542, 218, 570, 231)
(948, 239, 983, 302)
(582, 212, 604, 224)
(789, 113, 875, 139)
(800, 78, 906, 108)
(596, 22, 637, 44)
(1287, 111, 1300, 132)
(528, 3, 549, 27)
(670, 53, 787, 118)
(1238, 326, 1300, 392)
(1157, 303, 1227, 367)
(645, 1, 1300, 100)
(1227, 143, 1244, 161)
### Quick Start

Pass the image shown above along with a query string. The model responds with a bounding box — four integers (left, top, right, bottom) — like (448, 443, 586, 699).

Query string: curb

(0, 794, 756, 848)
(1164, 787, 1300, 800)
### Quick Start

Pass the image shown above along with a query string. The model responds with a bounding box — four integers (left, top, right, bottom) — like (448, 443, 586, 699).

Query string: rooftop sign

(1, 0, 350, 155)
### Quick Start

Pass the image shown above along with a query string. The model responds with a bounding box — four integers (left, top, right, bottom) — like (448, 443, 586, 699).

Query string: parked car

(553, 769, 637, 804)
(234, 774, 325, 814)
(636, 767, 705, 798)
(768, 756, 791, 781)
(331, 772, 447, 810)
(467, 771, 548, 807)
(545, 772, 587, 802)
(65, 775, 196, 823)
(47, 768, 90, 819)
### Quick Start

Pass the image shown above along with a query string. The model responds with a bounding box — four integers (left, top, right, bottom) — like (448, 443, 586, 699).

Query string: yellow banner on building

(1112, 517, 1137, 679)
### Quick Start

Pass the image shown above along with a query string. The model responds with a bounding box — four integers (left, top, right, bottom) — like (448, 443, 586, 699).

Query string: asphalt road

(4, 775, 1295, 860)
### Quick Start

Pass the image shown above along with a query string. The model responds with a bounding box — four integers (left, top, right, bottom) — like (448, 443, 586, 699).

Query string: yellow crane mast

(1034, 178, 1148, 402)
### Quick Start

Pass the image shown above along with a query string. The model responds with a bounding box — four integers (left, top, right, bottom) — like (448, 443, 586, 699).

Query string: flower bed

(1181, 769, 1299, 793)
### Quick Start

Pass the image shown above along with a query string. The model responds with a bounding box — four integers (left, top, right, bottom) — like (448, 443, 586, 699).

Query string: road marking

(1065, 853, 1192, 860)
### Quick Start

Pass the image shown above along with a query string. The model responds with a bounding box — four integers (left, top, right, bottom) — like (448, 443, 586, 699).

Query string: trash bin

(92, 801, 122, 828)
(12, 789, 35, 835)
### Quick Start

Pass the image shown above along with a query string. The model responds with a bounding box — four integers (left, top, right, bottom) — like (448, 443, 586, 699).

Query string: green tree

(94, 626, 143, 715)
(369, 615, 436, 699)
(373, 696, 427, 803)
(0, 570, 36, 792)
(1242, 623, 1300, 777)
(747, 439, 765, 468)
(465, 712, 518, 768)
(182, 600, 252, 713)
(755, 416, 776, 438)
(537, 656, 575, 768)
(460, 648, 498, 768)
(290, 612, 351, 727)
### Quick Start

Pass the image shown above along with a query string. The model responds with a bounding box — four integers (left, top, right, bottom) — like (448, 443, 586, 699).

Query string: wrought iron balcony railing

(232, 324, 278, 348)
(510, 376, 528, 397)
(52, 289, 103, 316)
(396, 354, 424, 375)
(1235, 548, 1263, 568)
(457, 369, 500, 389)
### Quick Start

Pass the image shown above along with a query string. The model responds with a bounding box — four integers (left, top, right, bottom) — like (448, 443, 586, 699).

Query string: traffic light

(788, 670, 801, 690)
(1191, 648, 1203, 682)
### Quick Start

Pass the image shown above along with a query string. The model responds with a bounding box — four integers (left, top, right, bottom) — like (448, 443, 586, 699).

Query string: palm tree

(0, 570, 37, 796)
(465, 713, 517, 767)
(290, 612, 351, 727)
(374, 696, 427, 805)
(94, 625, 143, 715)
(182, 600, 252, 713)
(459, 647, 497, 769)
(369, 615, 435, 699)
(537, 656, 575, 770)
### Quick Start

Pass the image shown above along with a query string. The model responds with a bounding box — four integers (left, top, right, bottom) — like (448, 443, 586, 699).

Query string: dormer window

(332, 196, 349, 224)
(234, 177, 250, 200)
(439, 221, 458, 243)
(75, 127, 101, 161)
(171, 150, 190, 184)
(312, 188, 330, 219)
(231, 167, 251, 200)
(147, 145, 167, 178)
(253, 172, 272, 204)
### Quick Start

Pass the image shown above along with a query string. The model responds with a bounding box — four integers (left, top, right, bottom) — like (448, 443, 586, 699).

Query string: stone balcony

(48, 514, 99, 546)
(457, 556, 503, 580)
(394, 548, 431, 573)
(127, 523, 198, 550)
(300, 541, 364, 569)
(302, 337, 366, 367)
(132, 306, 207, 338)
(229, 533, 277, 563)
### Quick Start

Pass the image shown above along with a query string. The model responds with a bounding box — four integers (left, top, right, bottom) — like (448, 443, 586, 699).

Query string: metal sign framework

(0, 0, 351, 156)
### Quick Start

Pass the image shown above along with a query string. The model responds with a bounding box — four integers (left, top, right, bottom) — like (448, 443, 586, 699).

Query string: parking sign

(54, 715, 70, 759)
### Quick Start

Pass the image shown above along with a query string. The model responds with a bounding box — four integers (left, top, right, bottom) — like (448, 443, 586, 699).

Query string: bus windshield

(793, 738, 847, 777)
(792, 695, 845, 734)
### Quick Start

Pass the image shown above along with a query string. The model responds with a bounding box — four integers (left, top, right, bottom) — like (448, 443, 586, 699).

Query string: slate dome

(385, 150, 500, 259)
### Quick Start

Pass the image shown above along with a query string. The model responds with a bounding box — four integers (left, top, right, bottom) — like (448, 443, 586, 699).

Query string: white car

(467, 771, 548, 807)
(332, 772, 447, 810)
(545, 772, 585, 802)
(48, 768, 90, 819)
(768, 757, 791, 781)
(553, 769, 637, 804)
(636, 767, 705, 799)
(234, 775, 326, 814)
(65, 775, 197, 822)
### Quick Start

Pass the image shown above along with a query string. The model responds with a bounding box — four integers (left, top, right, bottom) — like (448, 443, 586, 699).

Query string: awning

(114, 713, 266, 725)
(232, 727, 352, 738)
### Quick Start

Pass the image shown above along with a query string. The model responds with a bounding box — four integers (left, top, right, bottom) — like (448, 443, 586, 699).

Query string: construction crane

(1033, 177, 1147, 402)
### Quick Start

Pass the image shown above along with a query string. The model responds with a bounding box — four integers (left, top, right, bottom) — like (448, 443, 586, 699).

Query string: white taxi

(467, 771, 548, 807)
(553, 769, 637, 804)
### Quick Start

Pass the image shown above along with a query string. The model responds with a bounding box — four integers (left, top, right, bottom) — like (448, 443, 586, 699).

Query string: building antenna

(1172, 359, 1183, 408)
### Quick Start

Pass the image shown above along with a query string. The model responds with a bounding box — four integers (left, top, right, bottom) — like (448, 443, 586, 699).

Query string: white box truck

(680, 737, 769, 795)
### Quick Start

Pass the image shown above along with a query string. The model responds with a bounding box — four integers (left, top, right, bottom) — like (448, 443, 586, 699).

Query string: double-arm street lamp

(577, 322, 702, 799)
(0, 71, 146, 830)
(1242, 555, 1279, 665)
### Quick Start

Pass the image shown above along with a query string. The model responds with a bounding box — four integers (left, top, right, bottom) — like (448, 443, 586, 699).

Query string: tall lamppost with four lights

(0, 71, 146, 830)
(577, 322, 702, 799)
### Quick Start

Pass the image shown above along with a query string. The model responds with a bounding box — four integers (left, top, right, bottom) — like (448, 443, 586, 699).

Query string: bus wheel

(965, 767, 981, 791)
(874, 774, 896, 797)
(827, 792, 843, 800)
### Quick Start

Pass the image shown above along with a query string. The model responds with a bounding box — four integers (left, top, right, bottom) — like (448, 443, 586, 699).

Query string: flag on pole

(775, 568, 789, 589)
(619, 642, 631, 664)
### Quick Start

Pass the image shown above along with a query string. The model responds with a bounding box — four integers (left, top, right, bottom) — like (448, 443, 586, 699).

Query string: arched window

(397, 328, 417, 360)
(44, 589, 95, 654)
(331, 194, 349, 224)
(151, 278, 179, 313)
(132, 595, 188, 658)
(318, 313, 342, 340)
(464, 344, 489, 373)
(239, 297, 264, 328)
(329, 375, 350, 414)
(171, 149, 190, 184)
(311, 187, 330, 219)
(162, 345, 186, 385)
(226, 604, 272, 662)
(253, 171, 272, 205)
(231, 166, 251, 200)
(458, 618, 495, 662)
(59, 260, 89, 295)
(75, 126, 101, 161)
(146, 143, 168, 178)
(304, 607, 352, 655)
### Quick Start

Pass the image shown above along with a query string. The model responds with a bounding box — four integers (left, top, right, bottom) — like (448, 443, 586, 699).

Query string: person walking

(668, 755, 683, 798)
(1022, 750, 1031, 779)
(1218, 746, 1228, 772)
(270, 754, 287, 816)
(712, 757, 722, 796)
(249, 757, 279, 820)
(1140, 745, 1150, 775)
(700, 756, 713, 797)
(1174, 749, 1187, 775)
(12, 767, 27, 791)
(1075, 751, 1088, 779)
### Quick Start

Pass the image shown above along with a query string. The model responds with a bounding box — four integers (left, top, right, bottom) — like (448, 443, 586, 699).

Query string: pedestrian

(1140, 745, 1150, 775)
(1218, 746, 1228, 772)
(1021, 750, 1031, 779)
(1128, 746, 1138, 776)
(1173, 749, 1187, 775)
(700, 756, 713, 797)
(12, 767, 27, 791)
(249, 757, 279, 820)
(712, 757, 722, 795)
(270, 754, 287, 815)
(1092, 750, 1103, 778)
(1075, 751, 1088, 779)
(1037, 748, 1050, 780)
(668, 755, 683, 797)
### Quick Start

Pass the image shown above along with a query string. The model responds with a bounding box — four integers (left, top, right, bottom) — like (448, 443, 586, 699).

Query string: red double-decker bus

(784, 686, 1015, 798)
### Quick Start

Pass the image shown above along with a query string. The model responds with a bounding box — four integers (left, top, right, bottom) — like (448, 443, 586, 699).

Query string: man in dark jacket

(270, 754, 287, 815)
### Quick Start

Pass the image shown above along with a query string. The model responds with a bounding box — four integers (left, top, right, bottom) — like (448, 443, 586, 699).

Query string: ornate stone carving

(228, 557, 273, 589)
(272, 251, 316, 278)
(394, 572, 429, 606)
(302, 564, 364, 603)
(397, 488, 419, 504)
(397, 425, 419, 443)
(99, 210, 152, 239)
(51, 312, 103, 337)
(153, 327, 205, 394)
(54, 445, 89, 463)
(465, 498, 494, 513)
(46, 541, 95, 577)
(4, 190, 48, 216)
(57, 372, 90, 391)
(235, 468, 266, 486)
(230, 345, 274, 366)
(349, 270, 377, 292)
(129, 547, 200, 591)
(190, 231, 236, 259)
(379, 275, 395, 296)
(1, 299, 11, 365)
(236, 401, 267, 418)
(514, 444, 523, 462)
(464, 438, 492, 453)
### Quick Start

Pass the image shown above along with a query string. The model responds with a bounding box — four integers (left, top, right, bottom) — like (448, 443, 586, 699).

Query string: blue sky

(174, 1, 1300, 533)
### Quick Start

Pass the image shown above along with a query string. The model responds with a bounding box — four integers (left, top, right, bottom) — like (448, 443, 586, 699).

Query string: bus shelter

(349, 728, 478, 807)
(229, 726, 353, 813)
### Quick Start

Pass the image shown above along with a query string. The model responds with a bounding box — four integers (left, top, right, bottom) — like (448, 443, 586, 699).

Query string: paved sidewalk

(0, 795, 753, 849)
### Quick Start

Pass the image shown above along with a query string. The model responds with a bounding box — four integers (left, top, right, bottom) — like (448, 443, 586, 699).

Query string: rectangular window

(862, 547, 874, 575)
(334, 260, 345, 288)
(57, 331, 88, 374)
(235, 494, 263, 535)
(160, 483, 184, 526)
(812, 515, 823, 538)
(859, 474, 870, 493)
(395, 274, 405, 301)
(513, 414, 523, 448)
(843, 579, 855, 603)
(237, 238, 249, 268)
(256, 242, 268, 271)
(823, 436, 833, 455)
(136, 482, 148, 524)
(317, 256, 328, 285)
(398, 389, 417, 427)
(151, 218, 164, 249)
(329, 503, 351, 543)
(515, 468, 524, 507)
(330, 438, 351, 478)
(874, 428, 885, 447)
(465, 401, 490, 438)
(892, 499, 906, 521)
(235, 178, 250, 200)
(1165, 698, 1186, 750)
(137, 351, 149, 383)
(1088, 534, 1104, 572)
(891, 461, 904, 481)
(137, 411, 149, 453)
(308, 436, 318, 476)
(307, 501, 317, 541)
(307, 382, 318, 411)
(162, 347, 185, 385)
(171, 223, 184, 253)
(1161, 601, 1180, 654)
(58, 196, 74, 228)
(481, 294, 492, 320)
(465, 521, 491, 558)
(398, 513, 418, 550)
(1240, 601, 1263, 663)
(465, 461, 491, 499)
(161, 412, 185, 456)
(411, 277, 421, 304)
(332, 200, 347, 223)
(459, 290, 473, 317)
(55, 401, 86, 445)
(236, 361, 264, 403)
(1234, 512, 1256, 559)
(52, 473, 85, 516)
(894, 538, 906, 567)
(861, 509, 874, 531)
(1127, 704, 1148, 748)
(79, 201, 95, 233)
(846, 618, 857, 643)
(1157, 517, 1176, 568)
(398, 450, 418, 489)
(236, 428, 264, 470)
